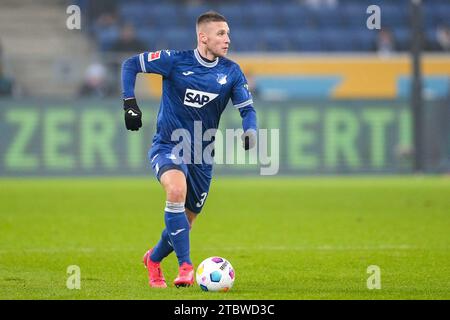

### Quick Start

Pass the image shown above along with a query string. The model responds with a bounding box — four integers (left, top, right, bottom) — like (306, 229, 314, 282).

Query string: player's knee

(165, 185, 186, 202)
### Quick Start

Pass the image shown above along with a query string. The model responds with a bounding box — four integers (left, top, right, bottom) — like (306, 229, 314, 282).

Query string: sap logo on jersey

(184, 89, 218, 108)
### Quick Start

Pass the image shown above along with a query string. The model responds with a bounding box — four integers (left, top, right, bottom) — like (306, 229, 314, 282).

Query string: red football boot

(173, 262, 194, 288)
(143, 249, 167, 288)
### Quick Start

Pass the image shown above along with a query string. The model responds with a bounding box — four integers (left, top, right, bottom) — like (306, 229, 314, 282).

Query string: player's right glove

(241, 129, 257, 150)
(123, 98, 142, 131)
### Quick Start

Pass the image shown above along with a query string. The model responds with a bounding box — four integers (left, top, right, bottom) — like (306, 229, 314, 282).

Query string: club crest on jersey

(184, 89, 218, 108)
(216, 73, 227, 85)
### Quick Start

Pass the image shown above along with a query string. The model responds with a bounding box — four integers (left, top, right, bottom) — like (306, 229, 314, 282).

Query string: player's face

(204, 21, 230, 57)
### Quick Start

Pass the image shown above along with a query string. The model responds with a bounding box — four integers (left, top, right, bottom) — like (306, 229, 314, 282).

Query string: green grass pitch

(0, 176, 449, 299)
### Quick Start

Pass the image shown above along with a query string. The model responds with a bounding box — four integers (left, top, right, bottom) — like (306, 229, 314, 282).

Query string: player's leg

(150, 208, 197, 265)
(160, 169, 192, 266)
(184, 165, 212, 217)
(171, 165, 212, 286)
(185, 208, 198, 227)
(146, 209, 196, 287)
(147, 153, 195, 263)
(159, 168, 196, 287)
(171, 208, 198, 287)
(144, 168, 190, 288)
(144, 147, 188, 288)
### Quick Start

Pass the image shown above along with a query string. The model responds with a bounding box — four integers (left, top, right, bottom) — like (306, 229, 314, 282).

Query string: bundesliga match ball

(196, 257, 235, 292)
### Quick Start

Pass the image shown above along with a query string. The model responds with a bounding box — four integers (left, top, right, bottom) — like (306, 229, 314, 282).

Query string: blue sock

(150, 229, 174, 262)
(164, 201, 191, 266)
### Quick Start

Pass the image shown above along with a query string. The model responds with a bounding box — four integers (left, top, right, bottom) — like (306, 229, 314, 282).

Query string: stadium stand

(79, 0, 450, 53)
(0, 0, 93, 96)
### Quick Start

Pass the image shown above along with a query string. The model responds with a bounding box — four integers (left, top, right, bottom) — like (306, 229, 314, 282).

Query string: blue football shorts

(148, 143, 212, 214)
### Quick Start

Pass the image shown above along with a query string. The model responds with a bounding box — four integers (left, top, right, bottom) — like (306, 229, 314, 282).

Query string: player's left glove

(123, 98, 142, 131)
(241, 129, 257, 150)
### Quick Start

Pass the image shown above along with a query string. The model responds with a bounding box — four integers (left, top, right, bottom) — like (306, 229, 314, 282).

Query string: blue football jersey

(136, 49, 253, 148)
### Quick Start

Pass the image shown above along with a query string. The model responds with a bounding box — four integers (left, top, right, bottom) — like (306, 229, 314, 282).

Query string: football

(196, 257, 235, 292)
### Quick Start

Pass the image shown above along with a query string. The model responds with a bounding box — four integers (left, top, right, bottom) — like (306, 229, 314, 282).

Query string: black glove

(123, 98, 142, 131)
(241, 129, 257, 150)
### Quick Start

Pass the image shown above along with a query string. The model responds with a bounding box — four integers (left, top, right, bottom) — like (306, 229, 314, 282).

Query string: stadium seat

(313, 8, 345, 28)
(164, 27, 196, 51)
(353, 29, 377, 51)
(434, 4, 450, 25)
(392, 28, 410, 51)
(181, 4, 212, 26)
(260, 28, 292, 51)
(424, 28, 441, 51)
(322, 29, 361, 52)
(294, 30, 326, 52)
(119, 3, 150, 23)
(136, 29, 159, 49)
(341, 3, 369, 27)
(278, 4, 316, 28)
(381, 4, 408, 28)
(230, 29, 263, 52)
(145, 4, 181, 28)
(95, 26, 120, 51)
(246, 4, 280, 28)
(217, 4, 247, 27)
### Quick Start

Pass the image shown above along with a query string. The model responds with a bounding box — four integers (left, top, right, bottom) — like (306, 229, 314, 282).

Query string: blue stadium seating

(380, 4, 409, 28)
(294, 30, 327, 52)
(217, 4, 247, 27)
(95, 26, 120, 51)
(313, 7, 345, 28)
(260, 28, 292, 51)
(353, 29, 377, 51)
(278, 4, 316, 28)
(392, 28, 410, 51)
(135, 29, 158, 49)
(246, 3, 280, 28)
(89, 0, 450, 53)
(230, 29, 263, 51)
(322, 29, 360, 51)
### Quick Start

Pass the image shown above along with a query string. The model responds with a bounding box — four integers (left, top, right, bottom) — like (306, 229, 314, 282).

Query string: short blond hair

(196, 11, 227, 30)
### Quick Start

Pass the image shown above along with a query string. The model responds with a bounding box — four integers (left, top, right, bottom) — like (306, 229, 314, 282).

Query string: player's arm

(231, 67, 258, 150)
(121, 50, 174, 131)
(239, 105, 257, 150)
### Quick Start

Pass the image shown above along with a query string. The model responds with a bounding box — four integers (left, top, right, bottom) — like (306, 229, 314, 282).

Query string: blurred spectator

(0, 40, 14, 97)
(375, 29, 396, 57)
(107, 24, 147, 93)
(110, 24, 146, 53)
(78, 63, 114, 98)
(83, 0, 118, 26)
(96, 12, 118, 31)
(436, 25, 450, 52)
(92, 12, 120, 51)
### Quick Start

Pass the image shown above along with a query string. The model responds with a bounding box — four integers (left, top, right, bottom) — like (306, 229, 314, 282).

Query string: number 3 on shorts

(196, 192, 208, 208)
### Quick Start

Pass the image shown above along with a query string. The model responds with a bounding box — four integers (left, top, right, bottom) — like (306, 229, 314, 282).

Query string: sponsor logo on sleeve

(148, 51, 161, 61)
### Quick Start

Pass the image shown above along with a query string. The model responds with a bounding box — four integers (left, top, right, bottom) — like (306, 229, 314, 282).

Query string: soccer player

(121, 11, 257, 288)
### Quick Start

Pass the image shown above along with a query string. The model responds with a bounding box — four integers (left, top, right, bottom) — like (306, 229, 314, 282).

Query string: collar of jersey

(194, 49, 219, 68)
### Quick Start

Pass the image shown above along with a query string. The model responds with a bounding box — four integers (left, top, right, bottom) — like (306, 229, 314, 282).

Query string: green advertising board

(0, 99, 448, 176)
